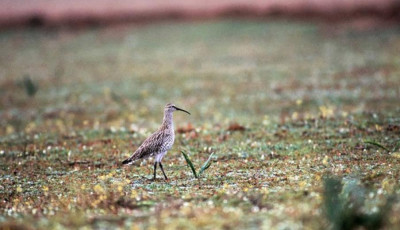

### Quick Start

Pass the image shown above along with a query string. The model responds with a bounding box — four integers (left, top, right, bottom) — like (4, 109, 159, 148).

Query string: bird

(122, 103, 190, 180)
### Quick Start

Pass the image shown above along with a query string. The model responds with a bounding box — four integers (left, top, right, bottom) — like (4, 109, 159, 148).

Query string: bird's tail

(122, 157, 134, 165)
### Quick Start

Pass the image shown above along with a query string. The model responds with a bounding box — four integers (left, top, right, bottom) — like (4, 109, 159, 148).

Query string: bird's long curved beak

(173, 106, 190, 115)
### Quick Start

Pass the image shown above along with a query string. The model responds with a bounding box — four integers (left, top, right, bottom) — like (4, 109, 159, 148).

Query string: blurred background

(1, 0, 399, 135)
(1, 0, 400, 28)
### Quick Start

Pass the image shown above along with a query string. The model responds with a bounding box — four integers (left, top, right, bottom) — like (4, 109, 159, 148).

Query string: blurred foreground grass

(0, 20, 400, 229)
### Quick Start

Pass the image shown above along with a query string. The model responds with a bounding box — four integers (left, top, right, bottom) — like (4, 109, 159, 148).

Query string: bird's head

(165, 103, 190, 115)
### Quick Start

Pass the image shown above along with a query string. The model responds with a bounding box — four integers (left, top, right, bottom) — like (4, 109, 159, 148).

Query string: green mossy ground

(1, 20, 400, 229)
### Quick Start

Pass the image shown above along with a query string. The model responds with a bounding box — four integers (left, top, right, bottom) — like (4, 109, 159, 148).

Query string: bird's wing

(129, 130, 166, 161)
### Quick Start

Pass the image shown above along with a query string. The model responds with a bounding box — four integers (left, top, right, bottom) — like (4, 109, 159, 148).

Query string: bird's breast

(161, 129, 175, 151)
(166, 133, 175, 149)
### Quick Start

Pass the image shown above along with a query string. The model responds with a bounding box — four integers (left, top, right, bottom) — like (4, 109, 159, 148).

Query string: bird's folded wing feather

(129, 130, 166, 160)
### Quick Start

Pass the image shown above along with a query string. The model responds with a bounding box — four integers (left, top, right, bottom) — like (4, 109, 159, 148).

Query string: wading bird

(122, 103, 190, 180)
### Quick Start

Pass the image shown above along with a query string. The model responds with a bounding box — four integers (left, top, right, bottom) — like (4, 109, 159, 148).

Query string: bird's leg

(159, 162, 168, 180)
(153, 162, 157, 180)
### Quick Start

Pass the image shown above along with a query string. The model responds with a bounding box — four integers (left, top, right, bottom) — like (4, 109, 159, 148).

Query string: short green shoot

(181, 151, 214, 179)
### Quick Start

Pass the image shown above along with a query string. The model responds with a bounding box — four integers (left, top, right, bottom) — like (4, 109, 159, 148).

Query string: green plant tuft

(198, 153, 214, 176)
(181, 151, 198, 178)
(181, 151, 214, 179)
(22, 75, 38, 97)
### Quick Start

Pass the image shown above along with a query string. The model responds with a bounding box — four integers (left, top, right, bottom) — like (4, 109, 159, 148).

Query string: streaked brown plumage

(122, 103, 190, 180)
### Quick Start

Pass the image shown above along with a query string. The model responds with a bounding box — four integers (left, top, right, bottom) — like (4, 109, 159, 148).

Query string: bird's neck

(162, 111, 174, 129)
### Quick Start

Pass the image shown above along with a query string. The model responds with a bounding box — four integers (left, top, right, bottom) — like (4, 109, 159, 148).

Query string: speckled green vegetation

(1, 19, 400, 229)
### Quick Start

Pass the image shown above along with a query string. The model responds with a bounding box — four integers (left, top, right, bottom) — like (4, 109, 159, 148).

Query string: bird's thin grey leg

(159, 162, 168, 180)
(153, 162, 157, 180)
